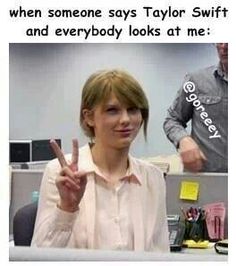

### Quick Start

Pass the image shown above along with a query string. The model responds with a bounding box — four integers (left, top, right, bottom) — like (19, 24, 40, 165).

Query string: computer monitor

(9, 140, 32, 163)
(32, 139, 61, 161)
(9, 139, 61, 163)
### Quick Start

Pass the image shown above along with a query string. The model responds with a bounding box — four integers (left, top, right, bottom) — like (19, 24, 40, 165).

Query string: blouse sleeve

(31, 159, 78, 247)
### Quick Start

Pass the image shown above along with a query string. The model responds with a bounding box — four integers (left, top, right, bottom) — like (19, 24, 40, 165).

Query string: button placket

(112, 188, 123, 248)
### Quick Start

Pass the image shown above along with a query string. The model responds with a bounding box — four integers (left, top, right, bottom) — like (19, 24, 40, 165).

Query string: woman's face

(87, 92, 143, 150)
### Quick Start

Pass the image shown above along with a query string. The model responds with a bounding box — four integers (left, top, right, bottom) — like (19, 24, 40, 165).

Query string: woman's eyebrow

(104, 103, 120, 108)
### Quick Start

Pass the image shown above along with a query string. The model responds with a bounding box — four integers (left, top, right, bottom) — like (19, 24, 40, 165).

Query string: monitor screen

(32, 139, 61, 161)
(10, 140, 32, 163)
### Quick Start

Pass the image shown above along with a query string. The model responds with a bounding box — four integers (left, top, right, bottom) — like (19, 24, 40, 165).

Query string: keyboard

(169, 229, 178, 245)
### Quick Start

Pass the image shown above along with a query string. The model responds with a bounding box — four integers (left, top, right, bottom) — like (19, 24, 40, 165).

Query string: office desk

(9, 170, 228, 236)
(9, 246, 227, 261)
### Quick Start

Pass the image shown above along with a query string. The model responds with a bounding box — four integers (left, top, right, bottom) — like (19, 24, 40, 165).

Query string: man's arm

(163, 77, 193, 149)
(163, 76, 206, 172)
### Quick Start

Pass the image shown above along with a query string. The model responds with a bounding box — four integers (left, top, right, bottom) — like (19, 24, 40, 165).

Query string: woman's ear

(82, 109, 94, 127)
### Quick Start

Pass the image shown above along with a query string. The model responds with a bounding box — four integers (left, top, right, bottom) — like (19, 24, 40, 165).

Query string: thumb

(200, 150, 207, 161)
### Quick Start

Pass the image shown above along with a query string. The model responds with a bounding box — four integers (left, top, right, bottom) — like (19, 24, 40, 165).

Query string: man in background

(163, 43, 228, 173)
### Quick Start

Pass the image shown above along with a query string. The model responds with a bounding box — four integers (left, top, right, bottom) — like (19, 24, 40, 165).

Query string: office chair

(13, 201, 38, 246)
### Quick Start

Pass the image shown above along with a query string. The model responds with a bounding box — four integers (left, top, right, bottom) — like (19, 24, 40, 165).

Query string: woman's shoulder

(131, 157, 166, 191)
(130, 156, 164, 179)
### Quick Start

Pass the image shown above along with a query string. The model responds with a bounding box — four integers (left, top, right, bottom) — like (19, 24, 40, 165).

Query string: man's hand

(50, 139, 87, 212)
(179, 136, 207, 172)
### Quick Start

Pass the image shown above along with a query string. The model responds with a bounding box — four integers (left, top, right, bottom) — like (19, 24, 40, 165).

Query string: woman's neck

(90, 142, 129, 182)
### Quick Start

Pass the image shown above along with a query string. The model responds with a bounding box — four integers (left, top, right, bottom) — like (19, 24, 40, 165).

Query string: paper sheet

(179, 181, 199, 201)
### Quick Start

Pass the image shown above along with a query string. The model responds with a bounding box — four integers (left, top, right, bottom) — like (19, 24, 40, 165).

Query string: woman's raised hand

(50, 139, 87, 212)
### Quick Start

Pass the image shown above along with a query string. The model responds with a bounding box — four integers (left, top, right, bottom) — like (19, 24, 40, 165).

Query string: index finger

(50, 139, 67, 167)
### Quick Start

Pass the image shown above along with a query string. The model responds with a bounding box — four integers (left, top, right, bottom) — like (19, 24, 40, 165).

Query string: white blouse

(31, 144, 170, 252)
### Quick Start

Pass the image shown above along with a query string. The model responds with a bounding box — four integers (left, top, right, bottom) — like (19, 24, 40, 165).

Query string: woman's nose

(120, 110, 130, 124)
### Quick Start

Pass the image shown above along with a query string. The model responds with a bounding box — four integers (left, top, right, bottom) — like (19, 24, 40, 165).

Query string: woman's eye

(106, 108, 118, 113)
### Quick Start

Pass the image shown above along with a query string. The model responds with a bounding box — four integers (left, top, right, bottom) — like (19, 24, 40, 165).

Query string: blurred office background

(9, 43, 218, 158)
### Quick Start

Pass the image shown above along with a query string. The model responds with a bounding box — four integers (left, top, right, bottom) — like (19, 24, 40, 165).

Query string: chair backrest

(13, 201, 38, 246)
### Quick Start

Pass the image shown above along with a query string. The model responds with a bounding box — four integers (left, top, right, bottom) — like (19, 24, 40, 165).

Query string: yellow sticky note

(179, 181, 199, 201)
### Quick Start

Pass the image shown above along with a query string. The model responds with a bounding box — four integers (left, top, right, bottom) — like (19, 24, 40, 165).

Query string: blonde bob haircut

(80, 69, 149, 139)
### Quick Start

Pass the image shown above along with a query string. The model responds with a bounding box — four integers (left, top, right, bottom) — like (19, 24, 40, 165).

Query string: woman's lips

(115, 129, 133, 136)
(116, 128, 133, 132)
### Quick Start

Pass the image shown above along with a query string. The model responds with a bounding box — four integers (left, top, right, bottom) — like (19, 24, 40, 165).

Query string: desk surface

(9, 246, 227, 261)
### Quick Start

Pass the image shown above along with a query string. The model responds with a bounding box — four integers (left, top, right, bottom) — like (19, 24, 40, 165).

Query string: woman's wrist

(57, 201, 79, 213)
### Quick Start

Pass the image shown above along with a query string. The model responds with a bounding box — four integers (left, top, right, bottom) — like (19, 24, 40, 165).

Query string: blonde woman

(32, 69, 169, 252)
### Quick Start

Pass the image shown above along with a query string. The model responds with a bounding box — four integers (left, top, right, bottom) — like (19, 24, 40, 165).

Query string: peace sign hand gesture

(50, 139, 87, 212)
